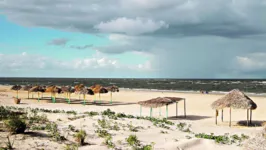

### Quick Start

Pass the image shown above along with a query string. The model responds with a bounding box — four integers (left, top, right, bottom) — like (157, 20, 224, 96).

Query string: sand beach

(0, 85, 265, 150)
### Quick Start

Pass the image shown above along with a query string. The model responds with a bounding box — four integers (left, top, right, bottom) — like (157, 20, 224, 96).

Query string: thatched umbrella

(105, 85, 119, 104)
(138, 97, 186, 118)
(211, 89, 257, 127)
(29, 86, 45, 102)
(74, 84, 85, 100)
(78, 88, 94, 105)
(61, 86, 74, 104)
(11, 85, 22, 98)
(45, 85, 62, 103)
(21, 85, 32, 99)
(90, 84, 108, 103)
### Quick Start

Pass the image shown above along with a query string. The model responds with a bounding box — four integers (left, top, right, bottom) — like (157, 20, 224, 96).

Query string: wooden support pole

(159, 107, 161, 116)
(166, 105, 168, 118)
(215, 110, 218, 125)
(184, 99, 186, 118)
(247, 109, 249, 126)
(83, 94, 86, 105)
(16, 90, 18, 98)
(110, 92, 113, 104)
(229, 107, 232, 127)
(38, 92, 40, 102)
(250, 109, 252, 124)
(176, 102, 178, 118)
(28, 91, 29, 99)
(150, 107, 152, 117)
(140, 105, 142, 116)
(221, 109, 223, 122)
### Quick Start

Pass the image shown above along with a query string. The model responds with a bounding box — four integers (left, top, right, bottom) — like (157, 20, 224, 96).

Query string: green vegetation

(46, 122, 66, 142)
(195, 133, 249, 145)
(103, 135, 115, 149)
(84, 111, 99, 117)
(4, 118, 27, 134)
(74, 129, 87, 145)
(95, 129, 111, 138)
(64, 144, 78, 150)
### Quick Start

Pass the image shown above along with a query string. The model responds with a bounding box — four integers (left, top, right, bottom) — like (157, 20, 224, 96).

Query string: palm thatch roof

(11, 85, 22, 91)
(105, 85, 119, 92)
(164, 97, 185, 102)
(21, 85, 32, 91)
(211, 89, 257, 110)
(78, 88, 94, 95)
(90, 84, 108, 93)
(74, 84, 85, 91)
(138, 97, 177, 108)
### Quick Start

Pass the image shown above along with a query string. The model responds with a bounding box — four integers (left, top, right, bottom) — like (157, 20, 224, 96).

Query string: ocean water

(1, 78, 266, 94)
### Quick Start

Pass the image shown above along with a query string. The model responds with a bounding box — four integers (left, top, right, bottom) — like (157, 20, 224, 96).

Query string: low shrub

(4, 118, 27, 134)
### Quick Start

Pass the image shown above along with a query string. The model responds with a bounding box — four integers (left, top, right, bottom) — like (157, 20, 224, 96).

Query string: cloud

(1, 0, 266, 37)
(48, 38, 69, 46)
(70, 44, 93, 50)
(0, 52, 153, 77)
(94, 17, 168, 35)
(236, 53, 266, 72)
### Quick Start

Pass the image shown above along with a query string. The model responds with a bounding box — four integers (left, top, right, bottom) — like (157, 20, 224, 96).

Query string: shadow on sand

(237, 120, 266, 127)
(24, 97, 137, 107)
(167, 115, 211, 121)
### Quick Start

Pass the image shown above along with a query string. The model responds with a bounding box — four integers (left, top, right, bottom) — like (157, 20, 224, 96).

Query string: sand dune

(0, 86, 265, 149)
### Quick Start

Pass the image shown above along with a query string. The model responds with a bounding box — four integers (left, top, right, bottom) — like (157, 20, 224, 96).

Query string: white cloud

(236, 53, 266, 72)
(95, 17, 168, 35)
(0, 53, 153, 77)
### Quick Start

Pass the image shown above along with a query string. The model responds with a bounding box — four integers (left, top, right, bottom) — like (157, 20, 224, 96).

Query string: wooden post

(38, 92, 40, 102)
(83, 94, 86, 105)
(184, 99, 186, 118)
(215, 110, 218, 125)
(99, 93, 101, 103)
(176, 102, 178, 118)
(229, 107, 231, 127)
(140, 105, 142, 116)
(221, 109, 223, 122)
(16, 90, 18, 98)
(247, 109, 249, 126)
(110, 92, 113, 104)
(28, 91, 29, 99)
(166, 105, 168, 118)
(150, 107, 152, 117)
(159, 107, 161, 116)
(250, 109, 252, 124)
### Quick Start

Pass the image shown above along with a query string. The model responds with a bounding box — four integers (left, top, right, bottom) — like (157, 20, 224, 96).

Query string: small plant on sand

(4, 117, 27, 134)
(85, 111, 99, 117)
(102, 109, 117, 120)
(103, 135, 115, 149)
(98, 118, 110, 129)
(4, 136, 15, 150)
(46, 122, 66, 141)
(74, 129, 87, 146)
(95, 129, 111, 138)
(127, 122, 140, 132)
(30, 124, 46, 130)
(176, 122, 191, 132)
(195, 133, 249, 145)
(68, 125, 76, 132)
(126, 135, 141, 147)
(160, 130, 168, 134)
(64, 144, 78, 150)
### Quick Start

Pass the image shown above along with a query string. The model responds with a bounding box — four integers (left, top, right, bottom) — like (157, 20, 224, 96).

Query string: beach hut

(29, 86, 45, 102)
(105, 85, 119, 104)
(211, 89, 257, 127)
(90, 84, 108, 103)
(138, 97, 186, 118)
(11, 85, 22, 98)
(21, 85, 32, 99)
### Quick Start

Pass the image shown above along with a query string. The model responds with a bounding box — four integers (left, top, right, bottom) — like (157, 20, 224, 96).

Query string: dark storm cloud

(1, 0, 266, 38)
(70, 44, 93, 50)
(48, 38, 69, 46)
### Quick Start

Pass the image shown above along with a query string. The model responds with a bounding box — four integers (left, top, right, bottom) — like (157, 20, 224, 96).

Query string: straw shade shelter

(11, 85, 22, 98)
(138, 97, 186, 118)
(21, 85, 32, 99)
(90, 84, 108, 103)
(74, 84, 85, 100)
(105, 85, 119, 104)
(211, 89, 257, 127)
(61, 86, 75, 104)
(45, 85, 62, 103)
(78, 88, 94, 105)
(29, 86, 45, 102)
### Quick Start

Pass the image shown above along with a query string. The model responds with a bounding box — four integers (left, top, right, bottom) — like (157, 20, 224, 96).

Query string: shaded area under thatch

(211, 89, 257, 127)
(138, 97, 186, 118)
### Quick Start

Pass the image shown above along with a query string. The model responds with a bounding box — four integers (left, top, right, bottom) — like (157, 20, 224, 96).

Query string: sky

(1, 0, 266, 78)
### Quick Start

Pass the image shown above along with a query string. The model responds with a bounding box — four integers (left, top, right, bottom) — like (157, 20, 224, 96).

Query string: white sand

(0, 85, 265, 150)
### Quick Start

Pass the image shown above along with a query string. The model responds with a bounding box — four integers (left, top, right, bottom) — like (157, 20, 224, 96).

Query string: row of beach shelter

(137, 89, 257, 127)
